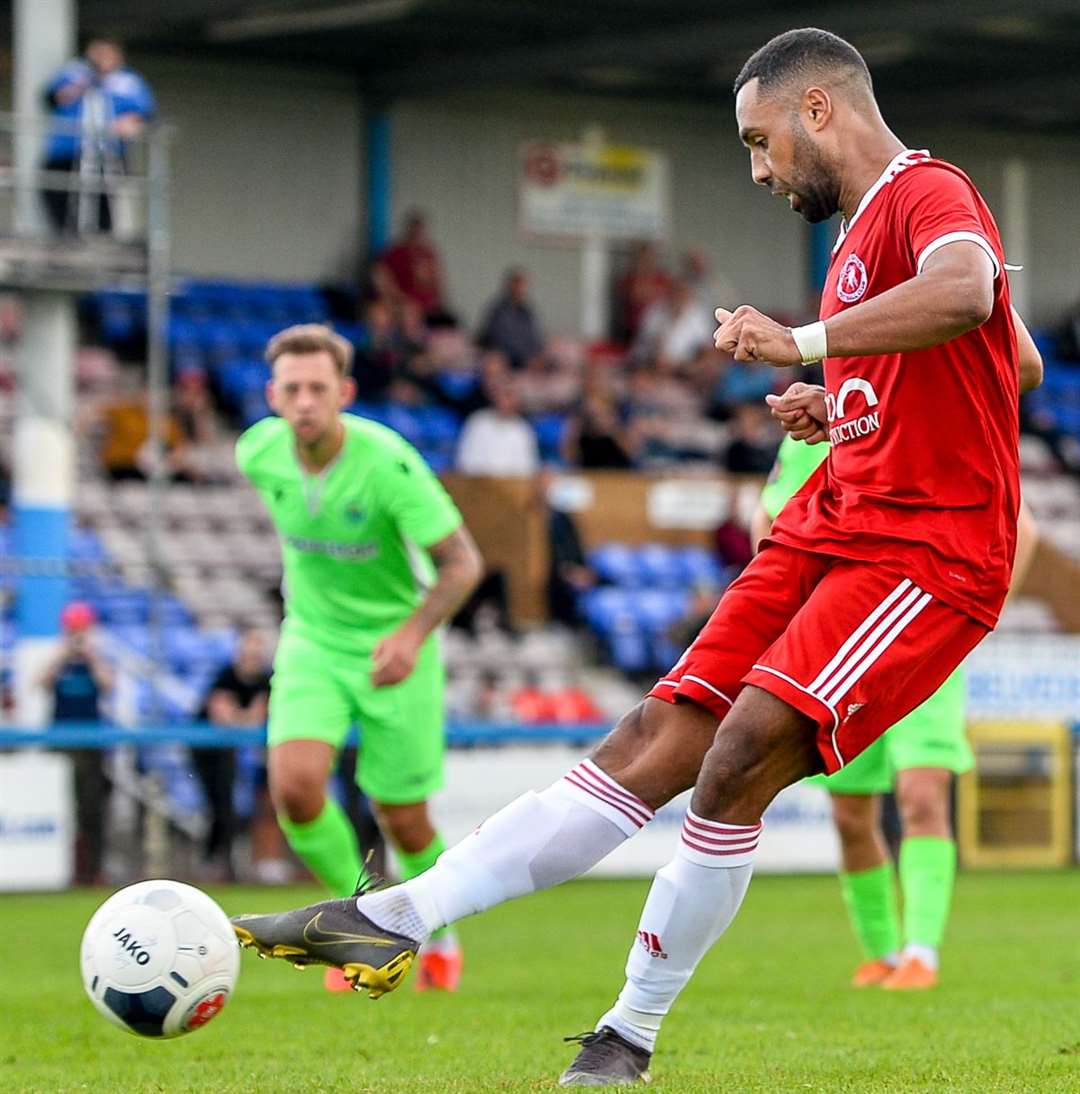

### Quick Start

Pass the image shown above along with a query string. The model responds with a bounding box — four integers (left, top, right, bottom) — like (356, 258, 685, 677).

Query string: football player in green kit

(237, 324, 482, 992)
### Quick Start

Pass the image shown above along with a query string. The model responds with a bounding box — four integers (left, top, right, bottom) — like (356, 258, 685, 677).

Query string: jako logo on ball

(112, 927, 153, 965)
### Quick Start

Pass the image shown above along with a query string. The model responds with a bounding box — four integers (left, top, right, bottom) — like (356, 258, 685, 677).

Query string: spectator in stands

(352, 297, 425, 402)
(380, 210, 455, 326)
(456, 378, 539, 477)
(681, 248, 741, 318)
(709, 358, 779, 420)
(38, 602, 113, 885)
(478, 268, 546, 370)
(190, 630, 271, 882)
(0, 460, 10, 525)
(96, 370, 199, 482)
(723, 402, 780, 475)
(1056, 298, 1080, 362)
(361, 258, 404, 310)
(41, 37, 156, 235)
(539, 470, 597, 627)
(633, 278, 713, 370)
(171, 367, 231, 482)
(562, 388, 638, 469)
(617, 241, 672, 342)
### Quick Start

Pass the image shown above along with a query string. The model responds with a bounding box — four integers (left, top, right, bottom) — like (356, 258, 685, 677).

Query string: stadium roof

(33, 1, 1080, 135)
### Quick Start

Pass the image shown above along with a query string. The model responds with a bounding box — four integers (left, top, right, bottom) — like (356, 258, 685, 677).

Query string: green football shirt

(236, 413, 463, 652)
(759, 435, 830, 520)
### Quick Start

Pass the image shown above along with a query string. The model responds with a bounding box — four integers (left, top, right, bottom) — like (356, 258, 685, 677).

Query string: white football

(81, 879, 240, 1038)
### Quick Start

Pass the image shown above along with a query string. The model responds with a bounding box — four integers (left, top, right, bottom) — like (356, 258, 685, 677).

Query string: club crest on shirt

(837, 253, 868, 303)
(344, 502, 365, 523)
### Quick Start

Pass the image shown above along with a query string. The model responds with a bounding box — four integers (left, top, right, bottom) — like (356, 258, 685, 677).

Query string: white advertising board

(435, 745, 839, 877)
(0, 752, 74, 891)
(966, 634, 1080, 721)
(519, 141, 670, 241)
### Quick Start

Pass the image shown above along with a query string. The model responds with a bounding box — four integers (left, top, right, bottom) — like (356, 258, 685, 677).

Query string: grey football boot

(559, 1027, 653, 1086)
(231, 888, 417, 998)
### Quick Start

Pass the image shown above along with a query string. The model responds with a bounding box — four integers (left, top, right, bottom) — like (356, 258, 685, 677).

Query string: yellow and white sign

(519, 141, 670, 241)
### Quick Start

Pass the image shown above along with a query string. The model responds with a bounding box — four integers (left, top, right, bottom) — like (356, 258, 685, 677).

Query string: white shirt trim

(681, 674, 735, 708)
(916, 231, 1001, 279)
(833, 148, 930, 255)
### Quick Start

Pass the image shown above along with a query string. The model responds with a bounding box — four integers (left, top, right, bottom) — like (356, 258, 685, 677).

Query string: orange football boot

(881, 956, 938, 991)
(323, 966, 354, 993)
(415, 943, 463, 992)
(851, 958, 897, 988)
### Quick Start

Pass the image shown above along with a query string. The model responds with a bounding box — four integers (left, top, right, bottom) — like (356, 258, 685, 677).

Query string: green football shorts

(808, 668, 972, 795)
(267, 627, 446, 804)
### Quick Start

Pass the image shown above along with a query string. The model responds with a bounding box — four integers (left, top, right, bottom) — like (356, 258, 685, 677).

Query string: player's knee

(898, 784, 949, 834)
(373, 802, 433, 853)
(831, 796, 876, 848)
(269, 767, 326, 824)
(694, 740, 759, 816)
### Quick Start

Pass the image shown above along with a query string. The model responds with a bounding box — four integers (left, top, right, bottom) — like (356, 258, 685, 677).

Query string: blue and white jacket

(44, 61, 156, 163)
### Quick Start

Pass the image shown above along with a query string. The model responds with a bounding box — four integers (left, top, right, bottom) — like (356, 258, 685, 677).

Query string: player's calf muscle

(590, 697, 719, 810)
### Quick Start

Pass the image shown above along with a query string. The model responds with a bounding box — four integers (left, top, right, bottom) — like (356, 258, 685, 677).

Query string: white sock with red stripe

(357, 759, 653, 941)
(598, 810, 760, 1053)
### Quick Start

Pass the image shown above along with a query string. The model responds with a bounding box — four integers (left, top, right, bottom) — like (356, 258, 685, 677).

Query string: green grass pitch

(2, 872, 1079, 1092)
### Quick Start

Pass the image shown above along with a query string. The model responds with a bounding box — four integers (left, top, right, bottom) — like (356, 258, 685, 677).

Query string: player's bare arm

(714, 241, 995, 367)
(371, 526, 483, 687)
(820, 241, 994, 356)
(1013, 307, 1043, 393)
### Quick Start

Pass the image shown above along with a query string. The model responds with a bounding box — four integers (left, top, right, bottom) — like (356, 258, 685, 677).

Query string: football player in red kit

(231, 28, 1029, 1087)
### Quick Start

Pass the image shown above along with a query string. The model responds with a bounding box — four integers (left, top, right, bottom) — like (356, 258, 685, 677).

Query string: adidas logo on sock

(637, 930, 668, 959)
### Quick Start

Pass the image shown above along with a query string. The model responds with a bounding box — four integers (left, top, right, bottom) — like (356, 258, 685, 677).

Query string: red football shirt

(770, 150, 1020, 628)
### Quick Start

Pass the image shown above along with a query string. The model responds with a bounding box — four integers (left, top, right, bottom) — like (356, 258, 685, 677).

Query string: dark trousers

(41, 156, 112, 234)
(191, 748, 236, 863)
(71, 748, 111, 884)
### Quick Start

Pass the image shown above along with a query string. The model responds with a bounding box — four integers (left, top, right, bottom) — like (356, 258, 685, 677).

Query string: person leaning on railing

(40, 36, 156, 236)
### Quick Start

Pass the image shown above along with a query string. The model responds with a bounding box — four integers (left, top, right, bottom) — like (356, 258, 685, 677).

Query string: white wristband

(790, 321, 828, 364)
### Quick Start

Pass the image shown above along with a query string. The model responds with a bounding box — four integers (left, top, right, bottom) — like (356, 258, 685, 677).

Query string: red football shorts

(648, 543, 988, 774)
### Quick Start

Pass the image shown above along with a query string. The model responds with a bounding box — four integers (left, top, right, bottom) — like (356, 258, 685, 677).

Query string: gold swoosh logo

(302, 912, 395, 948)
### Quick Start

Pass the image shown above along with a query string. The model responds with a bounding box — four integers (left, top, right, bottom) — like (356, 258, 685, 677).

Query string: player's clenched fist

(765, 382, 829, 444)
(714, 305, 803, 366)
(371, 625, 422, 687)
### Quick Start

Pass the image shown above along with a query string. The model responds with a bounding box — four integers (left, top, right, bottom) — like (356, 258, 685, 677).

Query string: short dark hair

(734, 28, 872, 100)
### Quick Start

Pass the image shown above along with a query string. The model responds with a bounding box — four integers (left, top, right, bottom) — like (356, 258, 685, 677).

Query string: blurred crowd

(352, 216, 796, 477)
(53, 210, 806, 487)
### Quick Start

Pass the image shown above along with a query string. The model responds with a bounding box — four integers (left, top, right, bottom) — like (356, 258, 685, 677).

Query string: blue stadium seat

(333, 320, 367, 347)
(96, 289, 145, 343)
(635, 543, 684, 588)
(609, 625, 651, 673)
(69, 528, 107, 561)
(383, 404, 425, 446)
(632, 588, 690, 634)
(94, 590, 151, 624)
(436, 370, 477, 401)
(532, 413, 567, 463)
(349, 400, 393, 427)
(218, 359, 271, 403)
(140, 745, 204, 815)
(589, 542, 642, 587)
(676, 545, 725, 587)
(581, 586, 635, 635)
